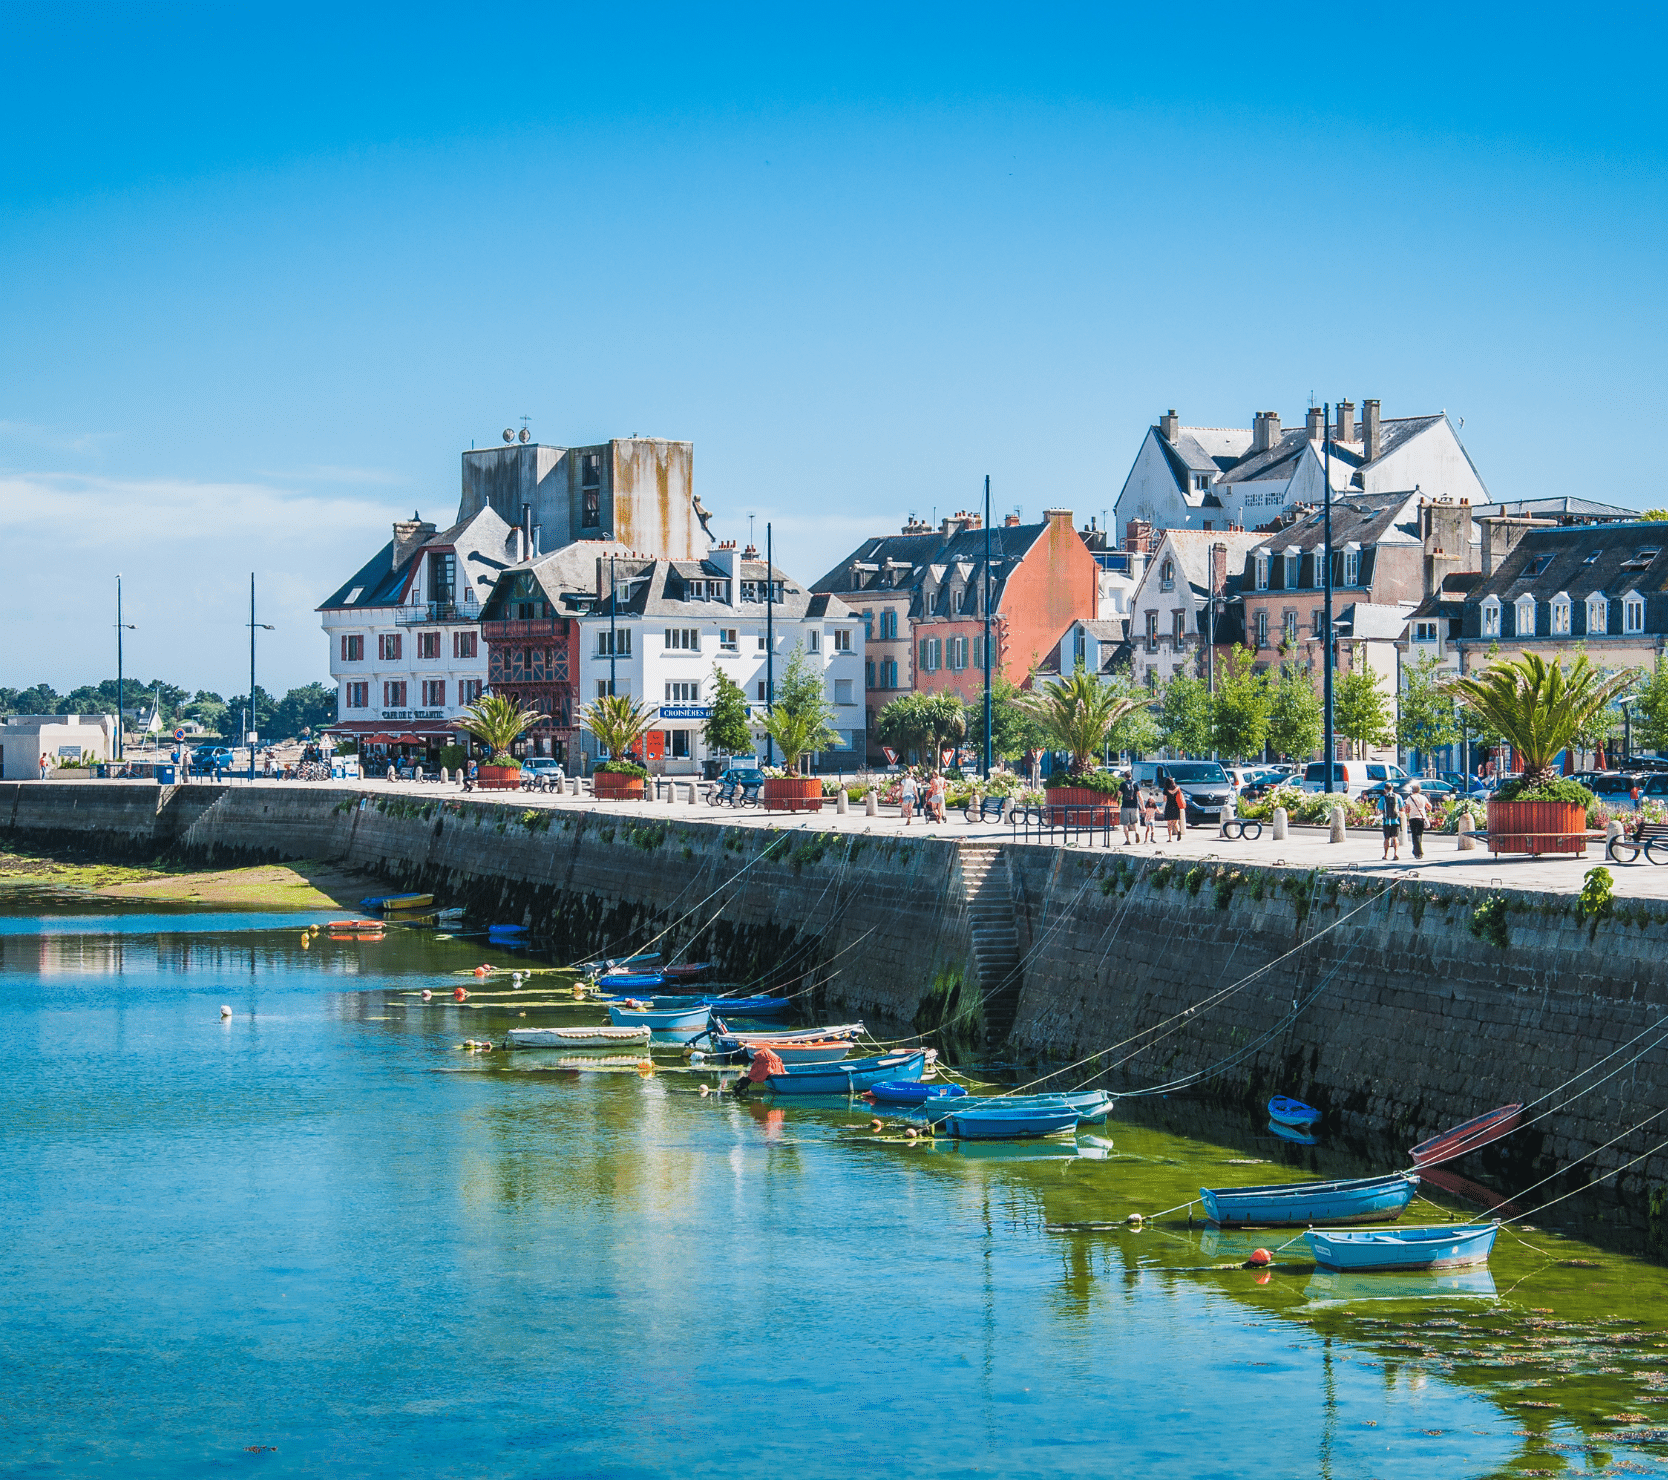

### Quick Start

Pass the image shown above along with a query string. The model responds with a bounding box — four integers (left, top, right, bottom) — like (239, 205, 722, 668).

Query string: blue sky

(4, 2, 1664, 692)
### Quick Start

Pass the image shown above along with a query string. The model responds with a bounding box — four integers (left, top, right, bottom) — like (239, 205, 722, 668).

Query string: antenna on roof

(518, 416, 531, 443)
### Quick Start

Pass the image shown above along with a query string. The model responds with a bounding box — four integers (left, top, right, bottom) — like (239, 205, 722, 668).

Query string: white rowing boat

(505, 1025, 652, 1049)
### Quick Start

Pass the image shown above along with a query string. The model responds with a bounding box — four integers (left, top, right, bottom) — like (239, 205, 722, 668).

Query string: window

(429, 551, 456, 604)
(919, 637, 942, 672)
(1551, 593, 1571, 635)
(453, 631, 477, 659)
(1168, 609, 1183, 644)
(1584, 549, 1603, 565)
(1145, 612, 1159, 652)
(1343, 549, 1361, 586)
(1193, 474, 1210, 491)
(880, 609, 898, 640)
(807, 629, 820, 652)
(684, 579, 708, 602)
(1622, 548, 1661, 571)
(581, 452, 601, 529)
(665, 681, 701, 703)
(1285, 553, 1299, 590)
(757, 633, 767, 651)
(1481, 596, 1501, 637)
(861, 611, 873, 640)
(420, 680, 446, 706)
(1526, 553, 1555, 577)
(972, 635, 986, 669)
(1626, 592, 1646, 633)
(669, 730, 691, 759)
(883, 659, 898, 688)
(1413, 621, 1438, 642)
(418, 631, 441, 659)
(345, 682, 368, 709)
(378, 633, 402, 661)
(1312, 608, 1323, 637)
(834, 679, 853, 704)
(1254, 610, 1269, 649)
(596, 680, 614, 699)
(341, 634, 364, 662)
(663, 628, 699, 652)
(1282, 609, 1297, 645)
(948, 636, 968, 670)
(460, 679, 482, 705)
(866, 659, 877, 689)
(1159, 560, 1175, 592)
(719, 628, 738, 649)
(597, 629, 631, 656)
(756, 680, 767, 700)
(1515, 595, 1536, 636)
(1587, 594, 1609, 634)
(1255, 556, 1269, 591)
(382, 680, 407, 707)
(833, 628, 851, 652)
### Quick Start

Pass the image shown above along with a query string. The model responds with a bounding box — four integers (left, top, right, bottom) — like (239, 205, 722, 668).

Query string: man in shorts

(1118, 774, 1140, 844)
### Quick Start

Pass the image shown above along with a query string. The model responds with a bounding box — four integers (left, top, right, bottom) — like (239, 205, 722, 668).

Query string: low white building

(577, 543, 865, 775)
(1, 714, 117, 778)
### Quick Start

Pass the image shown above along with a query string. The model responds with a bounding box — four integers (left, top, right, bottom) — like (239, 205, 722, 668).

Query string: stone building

(1126, 529, 1261, 690)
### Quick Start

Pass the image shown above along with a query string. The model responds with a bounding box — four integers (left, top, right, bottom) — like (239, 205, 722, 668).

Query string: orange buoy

(637, 1058, 655, 1076)
(421, 989, 433, 1001)
(454, 986, 469, 1002)
(1248, 1248, 1272, 1267)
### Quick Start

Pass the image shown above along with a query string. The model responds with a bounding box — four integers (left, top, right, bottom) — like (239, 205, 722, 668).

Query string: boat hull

(943, 1107, 1079, 1140)
(607, 1004, 712, 1032)
(1268, 1095, 1322, 1130)
(1201, 1173, 1419, 1228)
(742, 1042, 851, 1065)
(1409, 1104, 1524, 1168)
(917, 1090, 1113, 1124)
(764, 1050, 927, 1096)
(869, 1081, 967, 1106)
(505, 1026, 652, 1049)
(1305, 1222, 1498, 1272)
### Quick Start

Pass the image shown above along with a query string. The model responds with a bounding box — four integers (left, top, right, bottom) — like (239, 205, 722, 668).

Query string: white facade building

(577, 544, 865, 775)
(1, 714, 117, 779)
(1127, 530, 1263, 690)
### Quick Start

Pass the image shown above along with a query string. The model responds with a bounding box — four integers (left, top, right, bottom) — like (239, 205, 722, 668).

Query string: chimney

(1420, 496, 1474, 596)
(710, 539, 738, 580)
(1123, 517, 1153, 554)
(1362, 399, 1382, 461)
(391, 512, 437, 569)
(1210, 541, 1229, 597)
(1480, 516, 1554, 578)
(1335, 401, 1355, 443)
(1043, 508, 1073, 532)
(900, 516, 931, 534)
(1252, 411, 1281, 453)
(1305, 406, 1325, 442)
(742, 542, 759, 560)
(1004, 514, 1021, 527)
(1159, 409, 1179, 441)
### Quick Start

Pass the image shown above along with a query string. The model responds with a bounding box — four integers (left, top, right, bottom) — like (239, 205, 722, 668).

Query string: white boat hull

(506, 1026, 652, 1049)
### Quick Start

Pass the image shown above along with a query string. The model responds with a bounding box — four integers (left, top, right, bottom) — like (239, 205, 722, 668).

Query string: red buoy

(454, 986, 469, 1002)
(1248, 1248, 1272, 1267)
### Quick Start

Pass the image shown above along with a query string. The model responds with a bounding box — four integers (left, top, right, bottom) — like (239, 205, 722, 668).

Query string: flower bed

(1487, 798, 1588, 856)
(592, 769, 646, 801)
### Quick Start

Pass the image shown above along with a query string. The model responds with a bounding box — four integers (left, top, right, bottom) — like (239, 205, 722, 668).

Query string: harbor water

(4, 895, 1668, 1478)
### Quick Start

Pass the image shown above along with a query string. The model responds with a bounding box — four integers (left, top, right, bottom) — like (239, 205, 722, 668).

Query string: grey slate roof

(1467, 522, 1668, 606)
(592, 557, 853, 623)
(812, 532, 950, 596)
(318, 506, 519, 611)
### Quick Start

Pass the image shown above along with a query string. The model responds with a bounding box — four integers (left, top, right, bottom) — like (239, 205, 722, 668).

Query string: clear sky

(4, 1, 1664, 693)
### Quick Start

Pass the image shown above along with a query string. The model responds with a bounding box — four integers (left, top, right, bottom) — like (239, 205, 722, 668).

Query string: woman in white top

(899, 773, 918, 824)
(1403, 780, 1430, 859)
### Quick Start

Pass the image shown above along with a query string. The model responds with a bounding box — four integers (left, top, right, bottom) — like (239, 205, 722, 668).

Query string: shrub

(595, 759, 649, 777)
(1042, 769, 1121, 794)
(1577, 865, 1615, 926)
(1470, 894, 1510, 949)
(437, 744, 465, 771)
(1494, 776, 1595, 806)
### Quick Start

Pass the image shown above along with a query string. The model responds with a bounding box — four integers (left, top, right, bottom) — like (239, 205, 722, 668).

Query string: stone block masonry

(7, 781, 1668, 1243)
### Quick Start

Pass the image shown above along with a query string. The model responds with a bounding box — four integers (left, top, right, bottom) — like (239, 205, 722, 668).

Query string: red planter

(1487, 798, 1588, 856)
(592, 771, 647, 801)
(475, 764, 522, 791)
(1044, 785, 1117, 825)
(762, 776, 825, 812)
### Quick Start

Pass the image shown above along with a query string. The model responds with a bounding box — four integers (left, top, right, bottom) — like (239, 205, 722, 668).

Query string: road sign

(174, 728, 185, 740)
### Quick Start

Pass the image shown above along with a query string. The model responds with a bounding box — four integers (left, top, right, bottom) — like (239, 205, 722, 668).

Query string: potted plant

(1444, 653, 1636, 856)
(579, 693, 657, 800)
(457, 693, 547, 790)
(1022, 669, 1147, 823)
(756, 647, 840, 811)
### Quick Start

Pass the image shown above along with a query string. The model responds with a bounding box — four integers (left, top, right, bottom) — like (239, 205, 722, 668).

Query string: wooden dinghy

(942, 1105, 1080, 1140)
(1305, 1222, 1499, 1272)
(505, 1025, 652, 1049)
(1268, 1095, 1322, 1130)
(764, 1050, 927, 1096)
(368, 893, 434, 912)
(1200, 1172, 1419, 1228)
(1408, 1104, 1523, 1168)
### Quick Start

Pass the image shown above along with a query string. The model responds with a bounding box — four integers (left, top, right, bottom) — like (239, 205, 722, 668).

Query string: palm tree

(1442, 652, 1638, 789)
(1021, 669, 1145, 774)
(579, 692, 657, 767)
(457, 693, 547, 766)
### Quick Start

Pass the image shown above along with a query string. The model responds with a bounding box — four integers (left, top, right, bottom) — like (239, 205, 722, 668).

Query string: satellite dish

(518, 427, 530, 443)
(503, 429, 515, 444)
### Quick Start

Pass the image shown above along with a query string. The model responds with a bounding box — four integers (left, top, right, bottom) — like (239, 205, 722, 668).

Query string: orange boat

(326, 919, 387, 934)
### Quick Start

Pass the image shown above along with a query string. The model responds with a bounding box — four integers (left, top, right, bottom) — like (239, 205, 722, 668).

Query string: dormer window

(1482, 596, 1501, 637)
(1160, 559, 1175, 592)
(1284, 553, 1299, 589)
(1587, 593, 1609, 634)
(1515, 594, 1536, 636)
(1550, 592, 1571, 635)
(1255, 555, 1269, 591)
(1526, 553, 1555, 577)
(1343, 548, 1361, 586)
(1622, 548, 1661, 571)
(1625, 590, 1647, 634)
(1193, 474, 1210, 492)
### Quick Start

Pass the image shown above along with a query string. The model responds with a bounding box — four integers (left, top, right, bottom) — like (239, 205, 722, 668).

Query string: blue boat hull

(607, 1004, 712, 1032)
(869, 1081, 966, 1106)
(943, 1107, 1079, 1140)
(918, 1090, 1113, 1124)
(1201, 1172, 1419, 1228)
(765, 1051, 927, 1096)
(1268, 1095, 1321, 1129)
(1305, 1222, 1498, 1272)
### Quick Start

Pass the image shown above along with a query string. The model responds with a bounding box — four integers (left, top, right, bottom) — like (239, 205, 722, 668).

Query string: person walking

(1161, 772, 1183, 842)
(930, 772, 947, 824)
(899, 771, 918, 825)
(38, 751, 50, 780)
(1379, 784, 1403, 861)
(1118, 774, 1140, 844)
(1404, 780, 1429, 859)
(1140, 786, 1158, 843)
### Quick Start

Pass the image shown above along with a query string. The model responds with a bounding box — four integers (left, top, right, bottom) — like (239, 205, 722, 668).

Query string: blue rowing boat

(764, 1050, 927, 1096)
(1201, 1172, 1418, 1228)
(1267, 1118, 1319, 1147)
(869, 1081, 966, 1106)
(607, 1003, 711, 1032)
(1268, 1095, 1321, 1130)
(596, 972, 668, 992)
(701, 995, 789, 1018)
(1305, 1222, 1498, 1272)
(942, 1106, 1080, 1140)
(916, 1090, 1114, 1124)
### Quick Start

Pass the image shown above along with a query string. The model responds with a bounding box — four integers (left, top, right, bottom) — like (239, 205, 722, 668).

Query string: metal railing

(395, 601, 478, 627)
(1008, 803, 1115, 848)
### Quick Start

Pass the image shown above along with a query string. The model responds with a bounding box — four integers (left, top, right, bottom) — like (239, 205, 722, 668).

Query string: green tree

(1334, 655, 1395, 758)
(1106, 685, 1159, 757)
(1445, 652, 1639, 787)
(754, 644, 839, 771)
(1020, 667, 1147, 774)
(964, 674, 1047, 762)
(1266, 664, 1322, 761)
(0, 684, 60, 716)
(1210, 646, 1270, 761)
(222, 685, 278, 739)
(1157, 670, 1212, 757)
(703, 669, 753, 756)
(465, 692, 551, 766)
(1631, 656, 1668, 752)
(270, 682, 336, 738)
(876, 691, 965, 764)
(184, 691, 228, 734)
(1396, 653, 1459, 765)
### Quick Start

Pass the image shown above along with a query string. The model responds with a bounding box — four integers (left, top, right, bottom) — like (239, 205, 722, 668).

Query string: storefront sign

(381, 710, 409, 720)
(658, 706, 712, 720)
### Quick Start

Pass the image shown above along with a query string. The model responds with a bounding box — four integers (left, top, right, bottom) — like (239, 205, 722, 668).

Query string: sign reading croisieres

(658, 706, 713, 720)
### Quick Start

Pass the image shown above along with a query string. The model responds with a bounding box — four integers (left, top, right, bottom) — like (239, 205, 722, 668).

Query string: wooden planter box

(1043, 785, 1116, 825)
(1487, 798, 1588, 856)
(475, 764, 523, 792)
(592, 771, 646, 801)
(762, 776, 825, 812)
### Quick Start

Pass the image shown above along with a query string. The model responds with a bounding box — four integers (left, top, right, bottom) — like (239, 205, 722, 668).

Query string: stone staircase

(960, 842, 1023, 1046)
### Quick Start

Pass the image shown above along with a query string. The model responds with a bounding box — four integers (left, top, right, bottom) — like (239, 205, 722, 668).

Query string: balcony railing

(481, 617, 564, 640)
(395, 601, 478, 627)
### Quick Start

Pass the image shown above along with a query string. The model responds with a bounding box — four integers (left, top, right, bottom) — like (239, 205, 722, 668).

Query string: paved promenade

(107, 772, 1666, 902)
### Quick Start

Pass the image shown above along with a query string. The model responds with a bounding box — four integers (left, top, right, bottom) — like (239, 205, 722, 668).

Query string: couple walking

(1379, 780, 1430, 860)
(899, 771, 946, 824)
(1115, 775, 1176, 844)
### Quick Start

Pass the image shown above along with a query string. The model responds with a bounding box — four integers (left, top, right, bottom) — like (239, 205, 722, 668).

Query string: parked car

(189, 745, 235, 776)
(1130, 760, 1235, 822)
(1299, 760, 1409, 798)
(1360, 778, 1460, 801)
(521, 756, 565, 782)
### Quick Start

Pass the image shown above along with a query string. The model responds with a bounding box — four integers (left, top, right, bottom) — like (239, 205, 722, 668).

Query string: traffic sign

(174, 728, 185, 740)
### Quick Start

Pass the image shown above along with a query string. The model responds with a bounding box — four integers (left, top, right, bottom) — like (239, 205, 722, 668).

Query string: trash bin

(95, 764, 108, 779)
(155, 764, 176, 785)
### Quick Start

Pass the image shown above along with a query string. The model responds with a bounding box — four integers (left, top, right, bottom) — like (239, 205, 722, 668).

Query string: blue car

(189, 745, 236, 776)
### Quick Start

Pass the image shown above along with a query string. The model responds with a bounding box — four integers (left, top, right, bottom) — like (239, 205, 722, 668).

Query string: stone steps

(960, 842, 1023, 1047)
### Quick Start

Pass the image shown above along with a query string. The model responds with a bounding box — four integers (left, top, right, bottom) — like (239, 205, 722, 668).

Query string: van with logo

(1300, 760, 1408, 798)
(1129, 760, 1235, 822)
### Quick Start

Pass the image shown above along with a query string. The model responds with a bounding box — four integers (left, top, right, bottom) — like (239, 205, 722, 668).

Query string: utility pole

(246, 574, 273, 783)
(1323, 404, 1336, 795)
(765, 522, 775, 768)
(608, 555, 618, 698)
(115, 575, 134, 761)
(982, 474, 992, 780)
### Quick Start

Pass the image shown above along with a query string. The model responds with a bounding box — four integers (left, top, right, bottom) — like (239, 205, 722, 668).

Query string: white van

(1300, 760, 1407, 798)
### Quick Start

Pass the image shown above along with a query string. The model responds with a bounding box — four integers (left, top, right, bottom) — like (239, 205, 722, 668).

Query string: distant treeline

(0, 680, 335, 741)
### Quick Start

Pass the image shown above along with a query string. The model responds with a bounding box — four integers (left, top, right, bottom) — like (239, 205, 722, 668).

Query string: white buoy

(219, 1005, 232, 1018)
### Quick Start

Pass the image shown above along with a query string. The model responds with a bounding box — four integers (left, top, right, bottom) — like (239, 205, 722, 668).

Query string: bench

(1607, 821, 1668, 864)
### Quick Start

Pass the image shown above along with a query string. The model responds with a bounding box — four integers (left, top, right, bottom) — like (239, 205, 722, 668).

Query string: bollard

(836, 788, 849, 815)
(865, 789, 878, 817)
(1328, 805, 1346, 844)
(1271, 806, 1286, 841)
(1458, 814, 1478, 852)
(1002, 795, 1015, 824)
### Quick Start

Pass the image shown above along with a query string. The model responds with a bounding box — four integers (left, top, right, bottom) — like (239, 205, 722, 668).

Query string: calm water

(4, 895, 1668, 1479)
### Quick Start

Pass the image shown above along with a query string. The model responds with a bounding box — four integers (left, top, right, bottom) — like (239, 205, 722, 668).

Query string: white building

(1, 714, 117, 779)
(577, 543, 865, 775)
(1127, 529, 1263, 690)
(1113, 401, 1490, 542)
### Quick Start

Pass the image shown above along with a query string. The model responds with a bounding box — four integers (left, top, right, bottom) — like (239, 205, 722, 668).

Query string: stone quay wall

(7, 781, 1668, 1240)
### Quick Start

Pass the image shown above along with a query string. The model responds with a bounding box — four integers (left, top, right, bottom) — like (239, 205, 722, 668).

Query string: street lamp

(246, 574, 274, 782)
(114, 574, 135, 761)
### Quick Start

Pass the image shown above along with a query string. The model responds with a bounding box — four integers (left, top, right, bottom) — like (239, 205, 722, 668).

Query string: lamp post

(246, 574, 274, 783)
(115, 574, 135, 761)
(1322, 403, 1336, 795)
(764, 522, 775, 768)
(982, 474, 992, 780)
